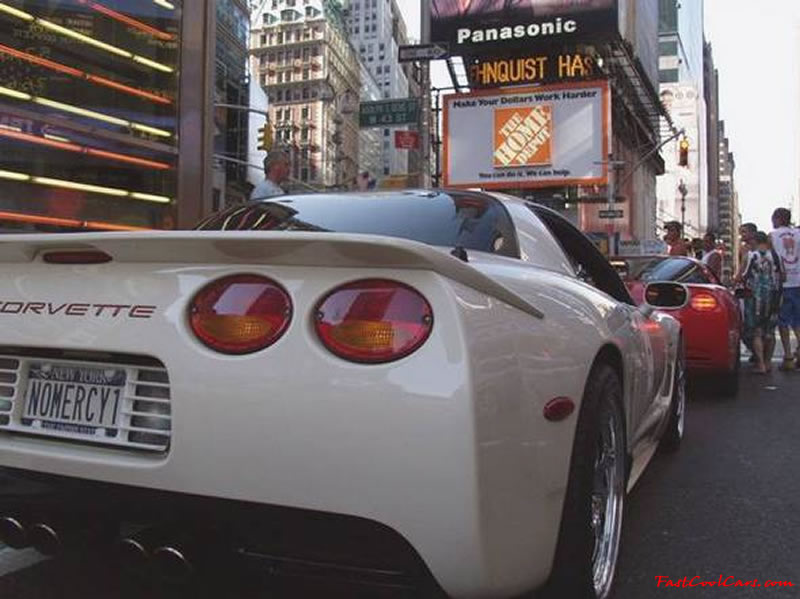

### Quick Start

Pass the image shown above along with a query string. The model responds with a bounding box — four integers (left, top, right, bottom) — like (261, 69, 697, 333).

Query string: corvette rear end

(0, 230, 565, 598)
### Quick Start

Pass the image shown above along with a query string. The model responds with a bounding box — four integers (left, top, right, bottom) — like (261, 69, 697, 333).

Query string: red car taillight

(690, 293, 719, 311)
(189, 274, 292, 354)
(314, 279, 433, 364)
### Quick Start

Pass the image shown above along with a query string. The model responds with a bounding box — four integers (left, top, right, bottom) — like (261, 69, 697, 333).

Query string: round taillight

(314, 279, 433, 364)
(189, 274, 292, 354)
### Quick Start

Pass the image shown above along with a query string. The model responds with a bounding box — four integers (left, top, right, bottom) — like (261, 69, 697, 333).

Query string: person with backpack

(741, 231, 783, 374)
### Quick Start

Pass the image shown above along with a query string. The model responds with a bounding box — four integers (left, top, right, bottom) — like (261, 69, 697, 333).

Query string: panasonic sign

(456, 19, 578, 46)
(431, 0, 618, 54)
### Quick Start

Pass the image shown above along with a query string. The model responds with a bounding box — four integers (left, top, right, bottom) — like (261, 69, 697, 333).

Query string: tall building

(343, 0, 410, 177)
(657, 0, 708, 238)
(357, 61, 383, 182)
(703, 41, 720, 235)
(215, 0, 252, 210)
(718, 120, 738, 281)
(250, 0, 361, 190)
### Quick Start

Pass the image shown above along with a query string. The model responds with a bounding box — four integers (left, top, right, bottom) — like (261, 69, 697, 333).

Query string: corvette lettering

(0, 302, 156, 319)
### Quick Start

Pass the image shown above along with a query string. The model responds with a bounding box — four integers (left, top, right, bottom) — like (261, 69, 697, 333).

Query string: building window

(659, 68, 679, 83)
(658, 0, 678, 33)
(659, 40, 678, 57)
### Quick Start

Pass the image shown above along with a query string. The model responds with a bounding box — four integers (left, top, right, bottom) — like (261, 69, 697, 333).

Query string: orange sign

(493, 105, 553, 168)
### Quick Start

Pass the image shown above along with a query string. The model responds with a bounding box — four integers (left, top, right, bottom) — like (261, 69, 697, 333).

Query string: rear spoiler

(0, 231, 543, 319)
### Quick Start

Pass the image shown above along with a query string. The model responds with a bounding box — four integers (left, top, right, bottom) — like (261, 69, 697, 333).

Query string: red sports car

(613, 255, 741, 396)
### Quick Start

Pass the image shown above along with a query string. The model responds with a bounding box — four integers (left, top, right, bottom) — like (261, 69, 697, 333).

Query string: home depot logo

(493, 105, 553, 168)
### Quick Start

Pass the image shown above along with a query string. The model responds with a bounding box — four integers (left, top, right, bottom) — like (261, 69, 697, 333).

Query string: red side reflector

(43, 250, 113, 264)
(543, 397, 575, 422)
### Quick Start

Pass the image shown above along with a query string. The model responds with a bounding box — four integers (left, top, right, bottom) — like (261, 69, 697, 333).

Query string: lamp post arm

(213, 104, 270, 120)
(619, 128, 685, 188)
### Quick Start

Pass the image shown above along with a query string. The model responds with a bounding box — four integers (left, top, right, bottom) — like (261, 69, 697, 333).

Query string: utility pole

(678, 179, 688, 233)
(420, 0, 432, 187)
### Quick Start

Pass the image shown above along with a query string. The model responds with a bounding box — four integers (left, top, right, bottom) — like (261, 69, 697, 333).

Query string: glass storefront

(0, 0, 181, 230)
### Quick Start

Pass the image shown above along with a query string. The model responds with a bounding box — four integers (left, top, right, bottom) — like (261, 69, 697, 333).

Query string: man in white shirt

(251, 150, 290, 201)
(769, 208, 800, 370)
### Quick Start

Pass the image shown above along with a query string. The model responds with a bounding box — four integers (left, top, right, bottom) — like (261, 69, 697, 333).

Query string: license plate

(22, 362, 126, 436)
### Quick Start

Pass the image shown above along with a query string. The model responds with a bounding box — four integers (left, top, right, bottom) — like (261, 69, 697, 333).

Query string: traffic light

(678, 137, 689, 167)
(257, 124, 273, 152)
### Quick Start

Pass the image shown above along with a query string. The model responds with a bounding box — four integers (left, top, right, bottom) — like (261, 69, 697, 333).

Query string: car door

(529, 207, 669, 441)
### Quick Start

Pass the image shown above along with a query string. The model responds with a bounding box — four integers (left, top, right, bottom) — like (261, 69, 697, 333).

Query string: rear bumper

(0, 269, 578, 598)
(0, 466, 440, 595)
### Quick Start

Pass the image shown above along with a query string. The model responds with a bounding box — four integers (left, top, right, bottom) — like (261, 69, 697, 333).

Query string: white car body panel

(0, 195, 682, 598)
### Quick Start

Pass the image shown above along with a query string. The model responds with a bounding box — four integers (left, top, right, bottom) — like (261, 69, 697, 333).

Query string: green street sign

(359, 99, 419, 128)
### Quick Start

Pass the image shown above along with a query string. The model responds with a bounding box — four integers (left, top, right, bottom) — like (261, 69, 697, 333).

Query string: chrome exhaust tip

(152, 546, 193, 582)
(0, 517, 28, 549)
(28, 523, 61, 556)
(116, 537, 149, 570)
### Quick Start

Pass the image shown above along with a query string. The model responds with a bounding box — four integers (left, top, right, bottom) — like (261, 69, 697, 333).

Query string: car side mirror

(644, 282, 689, 309)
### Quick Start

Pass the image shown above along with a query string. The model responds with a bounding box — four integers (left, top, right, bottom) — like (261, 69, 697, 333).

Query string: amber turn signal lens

(690, 293, 718, 311)
(189, 274, 291, 354)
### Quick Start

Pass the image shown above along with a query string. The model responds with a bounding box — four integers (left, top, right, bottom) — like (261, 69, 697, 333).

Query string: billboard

(443, 81, 610, 189)
(431, 0, 618, 55)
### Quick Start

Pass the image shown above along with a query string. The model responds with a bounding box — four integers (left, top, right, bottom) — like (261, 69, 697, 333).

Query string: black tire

(718, 342, 740, 398)
(539, 364, 626, 599)
(661, 337, 686, 452)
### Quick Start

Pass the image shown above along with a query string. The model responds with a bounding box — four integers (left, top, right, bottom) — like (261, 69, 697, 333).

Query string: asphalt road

(1, 364, 799, 598)
(615, 367, 800, 598)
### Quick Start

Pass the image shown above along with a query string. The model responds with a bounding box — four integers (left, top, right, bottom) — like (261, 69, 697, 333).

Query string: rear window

(630, 257, 707, 283)
(194, 191, 519, 258)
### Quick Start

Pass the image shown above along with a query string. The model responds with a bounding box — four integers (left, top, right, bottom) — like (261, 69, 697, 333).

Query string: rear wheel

(661, 337, 686, 452)
(719, 341, 740, 398)
(540, 364, 626, 599)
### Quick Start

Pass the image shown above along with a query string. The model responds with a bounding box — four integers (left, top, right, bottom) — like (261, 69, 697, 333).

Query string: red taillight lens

(314, 279, 433, 364)
(690, 293, 719, 311)
(189, 275, 292, 354)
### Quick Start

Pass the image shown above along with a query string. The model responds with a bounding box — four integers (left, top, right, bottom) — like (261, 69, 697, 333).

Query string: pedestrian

(736, 223, 758, 279)
(735, 223, 759, 362)
(356, 171, 371, 192)
(740, 231, 782, 374)
(769, 208, 800, 370)
(663, 221, 688, 256)
(251, 150, 290, 201)
(701, 232, 723, 280)
(690, 237, 704, 260)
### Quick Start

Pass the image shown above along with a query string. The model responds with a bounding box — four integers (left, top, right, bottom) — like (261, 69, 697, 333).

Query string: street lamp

(678, 179, 688, 233)
(321, 76, 357, 189)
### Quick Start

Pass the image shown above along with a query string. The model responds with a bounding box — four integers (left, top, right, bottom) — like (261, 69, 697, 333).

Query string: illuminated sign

(468, 53, 596, 88)
(431, 0, 618, 54)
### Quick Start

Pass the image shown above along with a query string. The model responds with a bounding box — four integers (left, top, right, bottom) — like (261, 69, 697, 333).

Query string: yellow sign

(493, 105, 553, 168)
(469, 54, 595, 88)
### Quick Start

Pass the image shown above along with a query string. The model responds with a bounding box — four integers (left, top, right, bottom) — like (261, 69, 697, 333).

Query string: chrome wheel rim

(675, 352, 686, 439)
(591, 402, 625, 599)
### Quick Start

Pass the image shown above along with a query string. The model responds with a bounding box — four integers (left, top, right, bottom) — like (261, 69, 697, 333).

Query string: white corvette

(0, 191, 686, 598)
